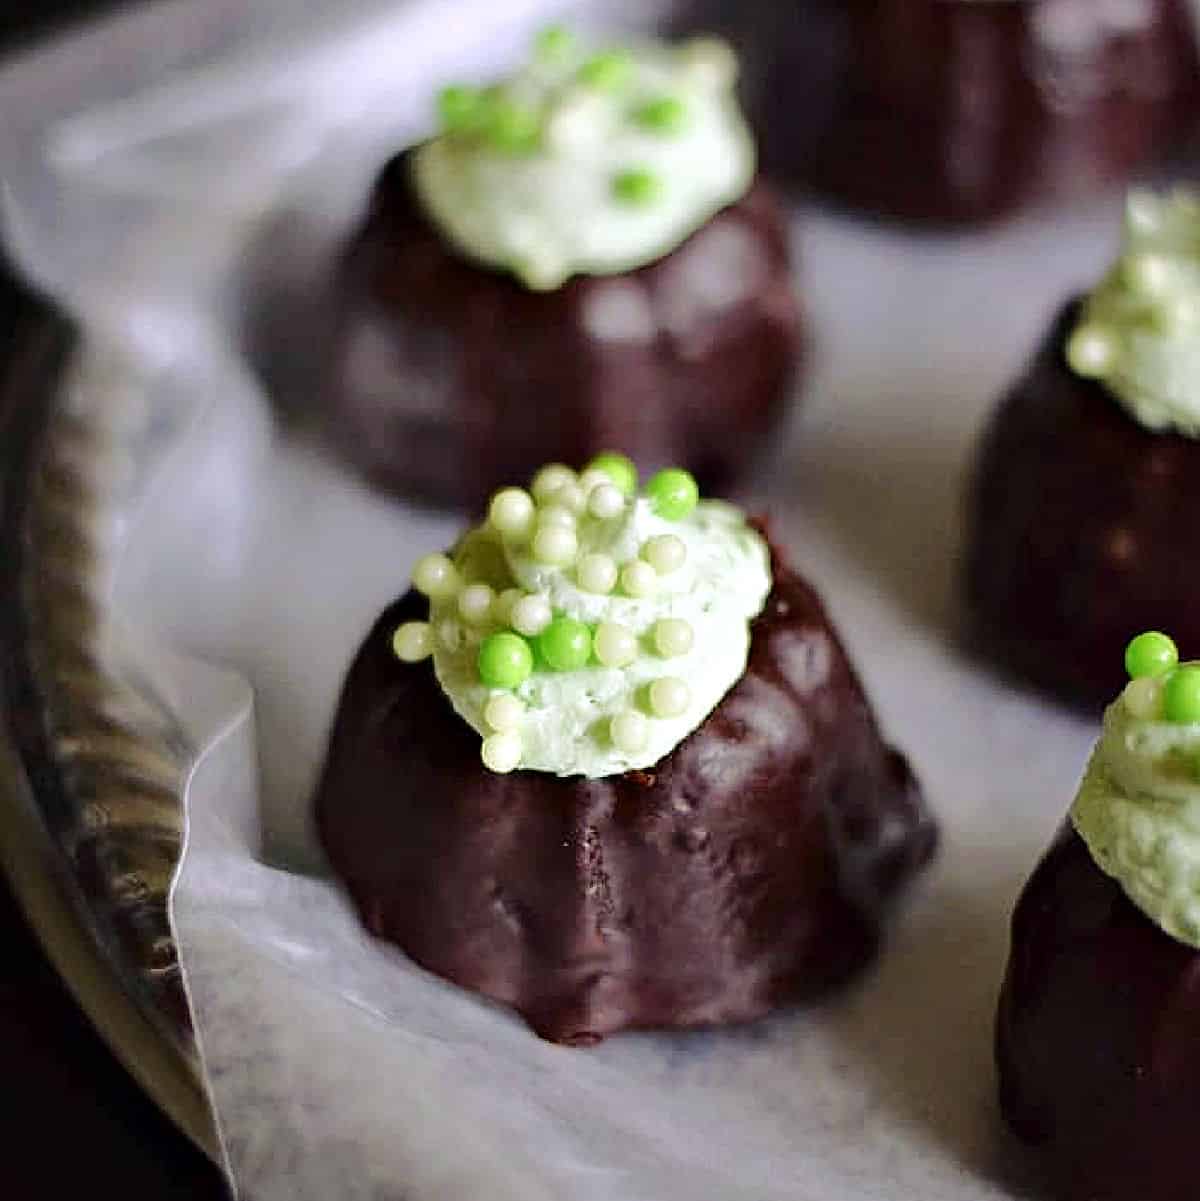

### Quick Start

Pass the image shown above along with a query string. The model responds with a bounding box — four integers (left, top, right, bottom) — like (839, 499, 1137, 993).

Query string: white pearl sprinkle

(578, 553, 618, 594)
(653, 618, 694, 658)
(511, 593, 553, 637)
(492, 588, 523, 626)
(537, 504, 577, 530)
(578, 467, 613, 496)
(484, 693, 524, 733)
(412, 553, 460, 600)
(610, 709, 649, 754)
(481, 731, 522, 774)
(1066, 325, 1117, 378)
(643, 534, 687, 574)
(488, 488, 535, 540)
(457, 583, 495, 625)
(531, 464, 577, 502)
(532, 524, 578, 566)
(593, 621, 638, 668)
(392, 622, 434, 662)
(620, 559, 657, 597)
(649, 676, 690, 718)
(548, 481, 586, 515)
(1123, 677, 1163, 720)
(587, 483, 626, 520)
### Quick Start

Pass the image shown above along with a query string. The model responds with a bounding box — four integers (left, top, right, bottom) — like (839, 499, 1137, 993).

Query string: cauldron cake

(997, 632, 1200, 1201)
(315, 457, 936, 1044)
(327, 28, 802, 509)
(737, 0, 1200, 226)
(967, 188, 1200, 709)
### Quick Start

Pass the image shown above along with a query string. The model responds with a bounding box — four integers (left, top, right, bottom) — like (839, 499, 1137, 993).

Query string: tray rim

(0, 289, 218, 1160)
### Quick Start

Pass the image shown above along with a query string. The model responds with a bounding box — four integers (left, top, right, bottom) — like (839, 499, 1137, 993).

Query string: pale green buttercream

(1068, 188, 1200, 436)
(1072, 678, 1200, 948)
(411, 33, 755, 291)
(427, 494, 770, 778)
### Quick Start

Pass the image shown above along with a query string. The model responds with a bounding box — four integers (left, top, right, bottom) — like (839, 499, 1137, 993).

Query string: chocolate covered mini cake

(998, 633, 1200, 1201)
(327, 29, 802, 509)
(316, 457, 936, 1044)
(734, 0, 1200, 226)
(967, 188, 1200, 709)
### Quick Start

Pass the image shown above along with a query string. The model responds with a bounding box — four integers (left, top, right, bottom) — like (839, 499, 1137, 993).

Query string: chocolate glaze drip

(712, 0, 1200, 226)
(326, 154, 803, 510)
(315, 552, 936, 1045)
(997, 824, 1200, 1201)
(965, 300, 1200, 710)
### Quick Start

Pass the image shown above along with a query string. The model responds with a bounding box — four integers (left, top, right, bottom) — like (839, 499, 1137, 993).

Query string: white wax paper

(4, 2, 1195, 1197)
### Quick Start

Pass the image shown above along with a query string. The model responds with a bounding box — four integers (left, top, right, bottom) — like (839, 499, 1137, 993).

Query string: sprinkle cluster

(1120, 631, 1200, 729)
(432, 26, 737, 212)
(393, 454, 706, 774)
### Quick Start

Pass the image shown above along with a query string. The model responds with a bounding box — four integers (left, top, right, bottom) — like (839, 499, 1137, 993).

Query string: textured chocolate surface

(965, 301, 1200, 710)
(728, 0, 1200, 226)
(315, 554, 936, 1045)
(997, 824, 1200, 1201)
(327, 154, 802, 509)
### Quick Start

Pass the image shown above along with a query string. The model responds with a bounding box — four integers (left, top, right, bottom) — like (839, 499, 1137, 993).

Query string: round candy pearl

(610, 709, 649, 754)
(648, 676, 690, 718)
(511, 594, 553, 637)
(489, 488, 535, 540)
(531, 464, 577, 502)
(578, 467, 614, 496)
(437, 619, 463, 652)
(536, 504, 577, 530)
(653, 618, 694, 658)
(484, 693, 524, 733)
(587, 483, 626, 520)
(532, 524, 578, 566)
(548, 481, 586, 515)
(620, 560, 657, 598)
(643, 534, 686, 574)
(412, 553, 460, 599)
(1163, 664, 1200, 724)
(586, 452, 637, 496)
(457, 583, 495, 626)
(1122, 677, 1163, 720)
(1125, 631, 1178, 680)
(594, 621, 638, 668)
(646, 468, 699, 521)
(492, 588, 523, 627)
(1066, 325, 1117, 379)
(578, 553, 618, 594)
(538, 617, 592, 671)
(1125, 251, 1172, 297)
(392, 621, 434, 662)
(477, 632, 534, 690)
(481, 732, 522, 774)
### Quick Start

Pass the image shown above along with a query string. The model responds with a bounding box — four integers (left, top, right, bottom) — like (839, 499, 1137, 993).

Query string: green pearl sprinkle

(535, 25, 574, 60)
(485, 99, 542, 154)
(1124, 631, 1179, 680)
(633, 95, 688, 134)
(537, 617, 592, 672)
(436, 85, 483, 135)
(612, 167, 663, 206)
(1163, 664, 1200, 724)
(578, 50, 633, 91)
(586, 452, 638, 497)
(646, 468, 699, 521)
(478, 632, 533, 690)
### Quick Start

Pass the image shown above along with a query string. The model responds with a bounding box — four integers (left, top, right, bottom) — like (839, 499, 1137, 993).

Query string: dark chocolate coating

(315, 555, 936, 1045)
(965, 300, 1200, 710)
(725, 0, 1200, 226)
(997, 824, 1200, 1201)
(326, 155, 803, 509)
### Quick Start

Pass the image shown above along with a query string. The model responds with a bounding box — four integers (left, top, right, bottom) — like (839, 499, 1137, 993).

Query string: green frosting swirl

(1067, 188, 1200, 436)
(1072, 674, 1200, 948)
(410, 30, 755, 291)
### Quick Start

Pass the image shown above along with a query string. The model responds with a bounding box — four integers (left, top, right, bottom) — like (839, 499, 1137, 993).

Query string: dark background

(2, 5, 230, 1197)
